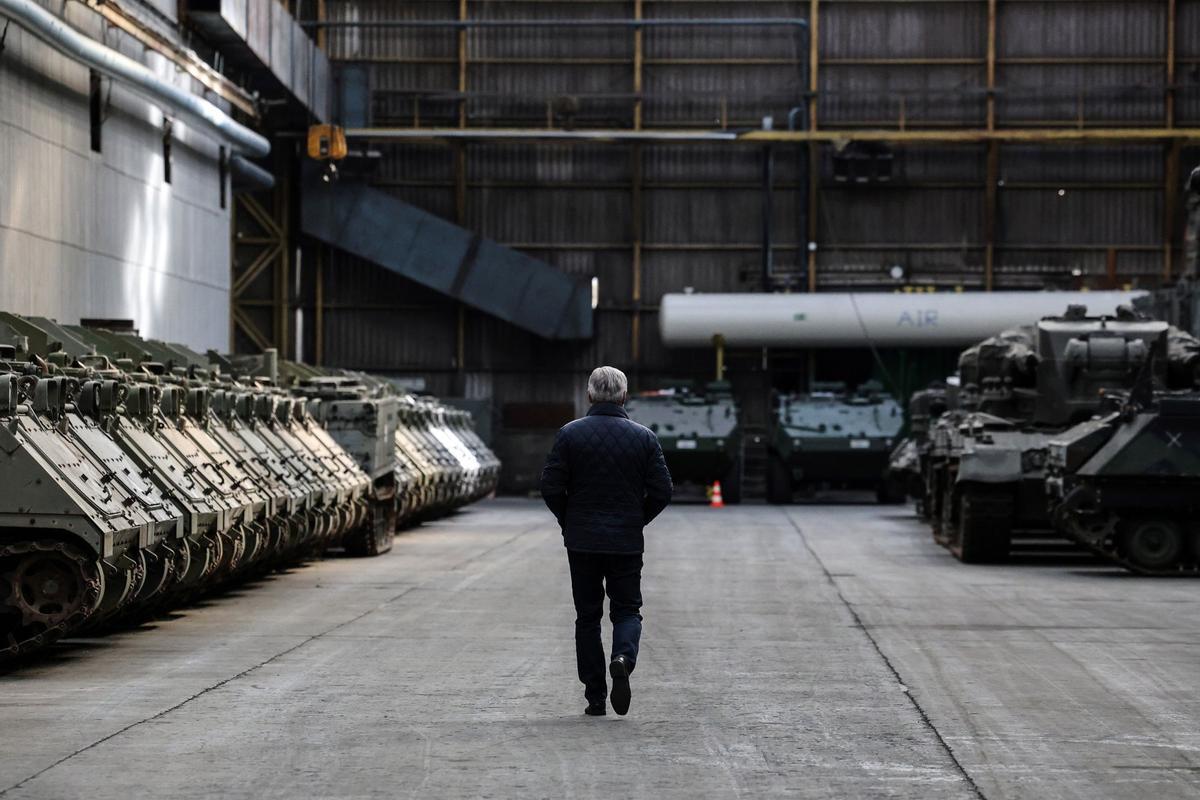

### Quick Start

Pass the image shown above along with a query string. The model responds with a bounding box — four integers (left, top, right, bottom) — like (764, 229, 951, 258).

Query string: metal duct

(229, 154, 275, 191)
(659, 291, 1151, 348)
(301, 173, 593, 340)
(0, 0, 269, 157)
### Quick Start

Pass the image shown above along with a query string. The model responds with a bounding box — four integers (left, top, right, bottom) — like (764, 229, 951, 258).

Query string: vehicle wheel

(957, 486, 1012, 564)
(927, 466, 946, 541)
(766, 454, 791, 505)
(1121, 519, 1184, 571)
(935, 474, 958, 548)
(345, 501, 396, 556)
(721, 454, 744, 505)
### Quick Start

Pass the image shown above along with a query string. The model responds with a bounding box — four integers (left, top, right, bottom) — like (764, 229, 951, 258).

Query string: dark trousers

(567, 550, 644, 705)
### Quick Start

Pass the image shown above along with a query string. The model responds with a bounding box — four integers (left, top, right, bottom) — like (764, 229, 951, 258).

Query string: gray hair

(587, 366, 628, 404)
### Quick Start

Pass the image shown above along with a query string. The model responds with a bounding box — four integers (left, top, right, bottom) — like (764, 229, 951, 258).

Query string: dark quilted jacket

(540, 402, 673, 554)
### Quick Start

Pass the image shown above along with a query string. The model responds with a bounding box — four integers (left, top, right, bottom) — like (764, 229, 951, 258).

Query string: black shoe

(609, 656, 632, 716)
(585, 702, 606, 717)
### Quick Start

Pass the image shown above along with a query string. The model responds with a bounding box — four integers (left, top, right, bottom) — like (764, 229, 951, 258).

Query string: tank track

(948, 484, 1014, 564)
(1072, 538, 1199, 577)
(0, 540, 104, 662)
(1053, 499, 1200, 577)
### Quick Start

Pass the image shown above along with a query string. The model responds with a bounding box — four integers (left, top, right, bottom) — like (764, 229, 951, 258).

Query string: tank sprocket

(1, 541, 103, 661)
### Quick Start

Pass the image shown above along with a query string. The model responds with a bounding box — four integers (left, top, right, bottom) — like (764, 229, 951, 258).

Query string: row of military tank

(0, 312, 499, 663)
(886, 304, 1200, 575)
(624, 380, 904, 505)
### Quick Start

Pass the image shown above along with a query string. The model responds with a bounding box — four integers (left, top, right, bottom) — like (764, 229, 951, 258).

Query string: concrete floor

(1, 499, 1197, 800)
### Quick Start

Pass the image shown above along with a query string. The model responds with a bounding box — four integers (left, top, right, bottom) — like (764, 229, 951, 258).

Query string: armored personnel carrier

(0, 312, 501, 663)
(767, 381, 904, 504)
(1047, 390, 1200, 575)
(625, 382, 742, 503)
(884, 381, 951, 509)
(923, 326, 1036, 540)
(223, 352, 500, 522)
(932, 307, 1200, 563)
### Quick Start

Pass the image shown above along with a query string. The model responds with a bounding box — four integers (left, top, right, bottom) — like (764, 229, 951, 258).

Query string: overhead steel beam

(302, 17, 807, 29)
(344, 126, 1200, 145)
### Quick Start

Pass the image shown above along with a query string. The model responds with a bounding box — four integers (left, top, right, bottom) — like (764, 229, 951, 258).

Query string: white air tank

(658, 291, 1149, 348)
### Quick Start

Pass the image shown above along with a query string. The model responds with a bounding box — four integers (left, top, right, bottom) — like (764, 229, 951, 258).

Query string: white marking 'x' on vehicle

(1166, 432, 1183, 448)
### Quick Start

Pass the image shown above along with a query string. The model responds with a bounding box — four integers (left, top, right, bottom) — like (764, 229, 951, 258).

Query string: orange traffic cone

(710, 481, 725, 508)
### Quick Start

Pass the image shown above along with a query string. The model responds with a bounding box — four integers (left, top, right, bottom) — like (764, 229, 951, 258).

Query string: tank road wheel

(1, 542, 103, 660)
(163, 542, 191, 596)
(344, 500, 396, 558)
(936, 476, 958, 548)
(766, 454, 792, 505)
(928, 466, 947, 543)
(92, 553, 142, 621)
(957, 486, 1013, 564)
(130, 547, 174, 607)
(1121, 519, 1185, 572)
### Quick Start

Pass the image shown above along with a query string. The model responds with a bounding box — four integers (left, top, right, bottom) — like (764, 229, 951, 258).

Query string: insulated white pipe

(0, 0, 270, 157)
(659, 291, 1150, 348)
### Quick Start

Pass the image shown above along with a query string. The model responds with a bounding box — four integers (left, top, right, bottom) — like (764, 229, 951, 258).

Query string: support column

(631, 0, 644, 366)
(456, 0, 469, 387)
(1164, 0, 1179, 282)
(984, 0, 998, 291)
(275, 164, 290, 359)
(806, 0, 820, 293)
(316, 0, 327, 51)
(315, 245, 325, 365)
(632, 145, 643, 367)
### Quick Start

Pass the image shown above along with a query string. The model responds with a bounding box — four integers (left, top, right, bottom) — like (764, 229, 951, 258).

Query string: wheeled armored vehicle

(625, 382, 742, 503)
(767, 381, 904, 504)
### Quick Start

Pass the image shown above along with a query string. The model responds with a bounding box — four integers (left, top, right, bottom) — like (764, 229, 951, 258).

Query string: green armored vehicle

(885, 381, 951, 509)
(767, 381, 904, 504)
(0, 312, 501, 664)
(1047, 391, 1200, 575)
(923, 326, 1036, 544)
(934, 307, 1200, 563)
(624, 382, 742, 503)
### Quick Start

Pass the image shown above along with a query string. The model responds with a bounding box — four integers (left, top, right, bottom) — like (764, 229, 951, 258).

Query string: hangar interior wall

(301, 0, 1200, 489)
(0, 0, 232, 352)
(6, 0, 1195, 488)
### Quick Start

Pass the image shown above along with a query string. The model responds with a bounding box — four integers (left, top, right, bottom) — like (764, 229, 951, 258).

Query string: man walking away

(540, 366, 673, 717)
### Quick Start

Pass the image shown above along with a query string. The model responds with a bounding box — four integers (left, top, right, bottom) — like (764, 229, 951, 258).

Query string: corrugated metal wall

(0, 0, 231, 351)
(313, 0, 1200, 488)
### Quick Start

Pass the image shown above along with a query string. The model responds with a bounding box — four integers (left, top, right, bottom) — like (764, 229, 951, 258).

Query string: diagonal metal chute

(300, 175, 593, 340)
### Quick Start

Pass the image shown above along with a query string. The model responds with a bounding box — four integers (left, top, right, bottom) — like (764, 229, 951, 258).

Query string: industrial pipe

(342, 126, 1200, 146)
(0, 0, 269, 157)
(343, 127, 740, 143)
(659, 291, 1151, 348)
(301, 18, 807, 30)
(230, 154, 276, 192)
